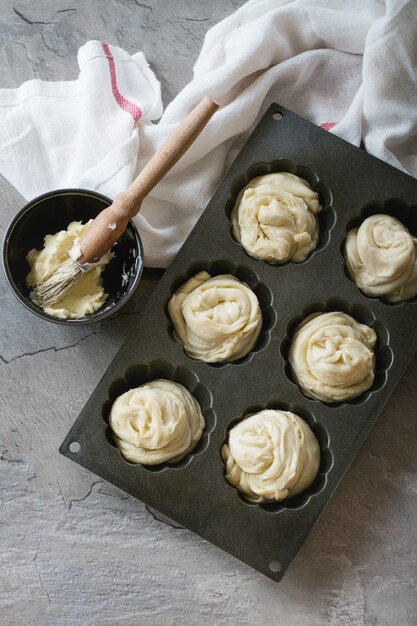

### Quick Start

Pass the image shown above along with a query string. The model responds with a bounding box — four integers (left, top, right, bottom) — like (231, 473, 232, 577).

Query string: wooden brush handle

(77, 97, 219, 265)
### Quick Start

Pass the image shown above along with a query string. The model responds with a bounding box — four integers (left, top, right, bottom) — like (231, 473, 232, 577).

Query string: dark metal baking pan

(60, 103, 417, 581)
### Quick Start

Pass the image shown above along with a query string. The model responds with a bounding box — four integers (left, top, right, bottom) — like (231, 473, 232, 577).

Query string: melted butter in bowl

(3, 189, 143, 325)
(26, 221, 114, 319)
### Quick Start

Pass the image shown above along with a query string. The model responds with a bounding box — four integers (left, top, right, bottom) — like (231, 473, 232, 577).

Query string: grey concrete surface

(0, 1, 416, 625)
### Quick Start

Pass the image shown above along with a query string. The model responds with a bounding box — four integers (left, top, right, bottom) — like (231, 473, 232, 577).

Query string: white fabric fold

(0, 0, 416, 268)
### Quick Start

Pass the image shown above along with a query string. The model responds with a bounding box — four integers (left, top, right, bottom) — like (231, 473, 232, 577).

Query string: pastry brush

(30, 97, 219, 308)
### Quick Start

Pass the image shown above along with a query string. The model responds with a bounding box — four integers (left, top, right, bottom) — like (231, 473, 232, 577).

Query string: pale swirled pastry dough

(109, 380, 205, 465)
(231, 172, 322, 263)
(168, 271, 262, 363)
(222, 409, 320, 503)
(344, 214, 417, 302)
(288, 312, 377, 403)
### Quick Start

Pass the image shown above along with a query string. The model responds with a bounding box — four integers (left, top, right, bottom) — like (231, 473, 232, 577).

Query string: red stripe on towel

(101, 42, 142, 123)
(320, 122, 336, 131)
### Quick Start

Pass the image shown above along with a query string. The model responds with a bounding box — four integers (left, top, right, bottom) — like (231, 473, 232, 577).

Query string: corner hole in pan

(219, 399, 333, 514)
(269, 560, 282, 573)
(165, 260, 276, 368)
(280, 299, 393, 407)
(339, 198, 417, 306)
(101, 360, 216, 472)
(224, 159, 336, 264)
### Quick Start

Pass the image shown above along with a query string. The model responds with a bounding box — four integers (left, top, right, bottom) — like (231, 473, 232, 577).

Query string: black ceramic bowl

(2, 189, 143, 325)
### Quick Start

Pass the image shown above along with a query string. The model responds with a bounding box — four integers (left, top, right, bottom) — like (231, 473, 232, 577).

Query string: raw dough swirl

(231, 172, 322, 263)
(288, 312, 377, 403)
(344, 214, 417, 302)
(168, 271, 262, 363)
(109, 380, 205, 465)
(222, 409, 320, 503)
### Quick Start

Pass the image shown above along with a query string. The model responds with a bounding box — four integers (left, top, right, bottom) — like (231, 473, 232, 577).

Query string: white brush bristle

(30, 258, 83, 307)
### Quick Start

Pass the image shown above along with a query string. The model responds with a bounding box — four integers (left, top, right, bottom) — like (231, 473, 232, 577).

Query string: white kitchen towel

(0, 0, 416, 267)
(0, 42, 163, 202)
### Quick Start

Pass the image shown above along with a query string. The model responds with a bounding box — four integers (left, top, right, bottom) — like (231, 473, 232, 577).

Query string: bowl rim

(2, 188, 144, 326)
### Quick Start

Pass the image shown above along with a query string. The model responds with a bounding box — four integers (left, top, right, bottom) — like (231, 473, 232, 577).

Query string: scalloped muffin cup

(102, 361, 216, 472)
(166, 259, 276, 367)
(225, 159, 335, 266)
(220, 400, 333, 513)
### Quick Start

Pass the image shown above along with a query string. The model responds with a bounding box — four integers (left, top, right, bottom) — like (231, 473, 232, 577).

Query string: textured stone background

(1, 1, 416, 624)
